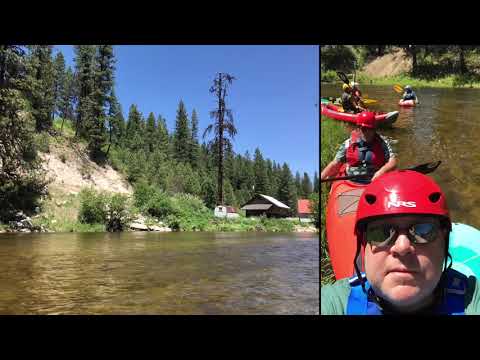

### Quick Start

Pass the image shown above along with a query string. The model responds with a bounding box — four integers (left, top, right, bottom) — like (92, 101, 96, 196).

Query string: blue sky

(55, 45, 319, 179)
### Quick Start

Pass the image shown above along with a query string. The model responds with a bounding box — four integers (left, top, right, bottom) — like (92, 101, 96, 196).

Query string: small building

(214, 205, 240, 219)
(241, 194, 290, 218)
(297, 199, 313, 223)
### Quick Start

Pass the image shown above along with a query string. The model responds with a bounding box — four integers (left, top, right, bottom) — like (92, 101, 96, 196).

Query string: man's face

(359, 126, 376, 142)
(363, 215, 446, 312)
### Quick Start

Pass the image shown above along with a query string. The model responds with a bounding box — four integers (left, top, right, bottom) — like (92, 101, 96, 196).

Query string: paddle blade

(363, 99, 378, 105)
(393, 84, 403, 93)
(336, 71, 350, 85)
(405, 161, 441, 175)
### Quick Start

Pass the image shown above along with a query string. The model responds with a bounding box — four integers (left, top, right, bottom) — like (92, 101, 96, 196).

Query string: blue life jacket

(346, 268, 467, 315)
(403, 91, 417, 101)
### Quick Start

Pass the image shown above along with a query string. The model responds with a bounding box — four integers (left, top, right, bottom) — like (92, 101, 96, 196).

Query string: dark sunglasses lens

(410, 223, 438, 243)
(366, 224, 396, 246)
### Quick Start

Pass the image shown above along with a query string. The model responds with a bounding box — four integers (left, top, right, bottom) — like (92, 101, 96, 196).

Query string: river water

(0, 231, 319, 314)
(321, 83, 480, 228)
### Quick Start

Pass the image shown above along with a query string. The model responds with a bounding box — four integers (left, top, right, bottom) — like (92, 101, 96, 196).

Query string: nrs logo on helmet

(387, 200, 417, 208)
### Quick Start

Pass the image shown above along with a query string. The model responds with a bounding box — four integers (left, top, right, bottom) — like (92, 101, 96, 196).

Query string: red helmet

(356, 111, 376, 129)
(354, 170, 451, 238)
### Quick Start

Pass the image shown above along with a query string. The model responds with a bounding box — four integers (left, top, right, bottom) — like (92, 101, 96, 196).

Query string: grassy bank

(356, 72, 480, 89)
(21, 186, 315, 234)
(321, 116, 349, 285)
(321, 71, 480, 89)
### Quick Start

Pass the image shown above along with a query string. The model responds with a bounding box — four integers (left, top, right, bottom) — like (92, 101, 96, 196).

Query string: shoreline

(322, 71, 480, 89)
(0, 221, 318, 234)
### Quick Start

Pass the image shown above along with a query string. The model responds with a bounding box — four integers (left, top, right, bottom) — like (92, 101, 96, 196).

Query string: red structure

(297, 199, 312, 218)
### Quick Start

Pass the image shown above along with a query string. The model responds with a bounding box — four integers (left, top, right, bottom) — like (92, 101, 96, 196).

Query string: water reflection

(0, 232, 319, 314)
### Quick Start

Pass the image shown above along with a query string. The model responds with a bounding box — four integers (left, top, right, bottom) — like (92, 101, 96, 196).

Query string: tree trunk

(105, 122, 113, 157)
(411, 46, 417, 75)
(459, 46, 466, 74)
(0, 46, 6, 89)
(217, 73, 224, 205)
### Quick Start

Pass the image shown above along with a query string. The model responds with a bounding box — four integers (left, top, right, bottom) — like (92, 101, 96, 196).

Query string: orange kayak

(399, 99, 416, 107)
(325, 178, 367, 280)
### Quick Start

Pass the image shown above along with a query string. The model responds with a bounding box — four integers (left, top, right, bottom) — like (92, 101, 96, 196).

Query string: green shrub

(60, 153, 67, 163)
(143, 191, 175, 219)
(34, 132, 50, 153)
(133, 183, 176, 218)
(165, 193, 212, 231)
(133, 181, 157, 210)
(309, 192, 319, 229)
(79, 189, 107, 224)
(105, 193, 132, 232)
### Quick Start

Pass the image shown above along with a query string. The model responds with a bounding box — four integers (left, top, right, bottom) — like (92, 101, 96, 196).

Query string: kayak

(399, 99, 416, 107)
(321, 103, 399, 127)
(326, 176, 366, 280)
(450, 223, 480, 279)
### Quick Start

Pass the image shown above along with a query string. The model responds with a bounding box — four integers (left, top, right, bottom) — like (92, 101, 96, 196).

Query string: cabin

(241, 194, 290, 218)
(214, 205, 240, 219)
(297, 199, 313, 222)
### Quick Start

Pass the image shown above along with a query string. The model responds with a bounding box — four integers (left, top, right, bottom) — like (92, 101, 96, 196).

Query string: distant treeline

(321, 45, 480, 79)
(0, 46, 319, 220)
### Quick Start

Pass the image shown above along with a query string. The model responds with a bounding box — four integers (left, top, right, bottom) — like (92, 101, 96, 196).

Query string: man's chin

(382, 285, 425, 308)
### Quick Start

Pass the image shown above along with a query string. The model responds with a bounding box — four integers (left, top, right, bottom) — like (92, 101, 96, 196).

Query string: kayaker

(402, 85, 418, 102)
(341, 83, 365, 113)
(320, 111, 397, 183)
(351, 82, 365, 107)
(321, 170, 480, 315)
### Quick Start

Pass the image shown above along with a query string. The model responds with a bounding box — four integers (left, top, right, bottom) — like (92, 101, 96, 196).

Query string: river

(0, 231, 319, 314)
(321, 83, 480, 228)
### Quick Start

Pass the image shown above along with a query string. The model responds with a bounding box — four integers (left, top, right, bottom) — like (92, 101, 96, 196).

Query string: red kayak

(399, 99, 416, 107)
(321, 103, 399, 127)
(326, 176, 366, 280)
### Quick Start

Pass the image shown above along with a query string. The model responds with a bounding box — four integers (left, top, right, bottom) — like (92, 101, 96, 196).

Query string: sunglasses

(364, 221, 441, 247)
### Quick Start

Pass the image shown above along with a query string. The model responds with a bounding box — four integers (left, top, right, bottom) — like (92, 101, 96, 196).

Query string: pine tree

(241, 150, 255, 200)
(295, 171, 302, 197)
(301, 172, 313, 198)
(203, 72, 237, 205)
(145, 112, 156, 153)
(278, 163, 297, 214)
(26, 45, 55, 132)
(0, 45, 48, 218)
(173, 100, 191, 163)
(89, 45, 115, 160)
(59, 66, 76, 130)
(253, 148, 268, 195)
(190, 108, 200, 167)
(265, 159, 275, 196)
(313, 171, 319, 193)
(125, 104, 144, 151)
(106, 89, 124, 155)
(53, 52, 66, 118)
(156, 114, 170, 157)
(74, 45, 96, 137)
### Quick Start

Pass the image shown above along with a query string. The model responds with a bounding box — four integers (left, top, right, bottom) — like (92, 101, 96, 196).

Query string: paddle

(321, 161, 441, 183)
(362, 99, 378, 105)
(337, 71, 350, 86)
(393, 84, 404, 93)
(337, 71, 377, 107)
(353, 60, 357, 87)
